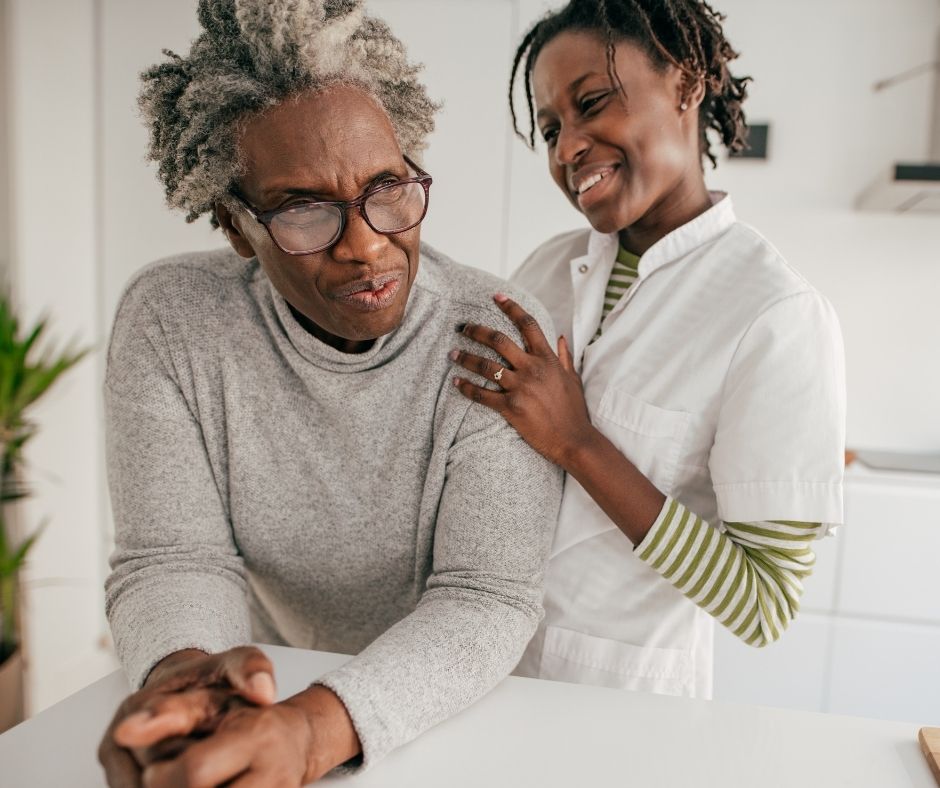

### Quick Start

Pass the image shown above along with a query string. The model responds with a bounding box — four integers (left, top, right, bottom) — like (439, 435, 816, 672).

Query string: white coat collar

(585, 191, 736, 280)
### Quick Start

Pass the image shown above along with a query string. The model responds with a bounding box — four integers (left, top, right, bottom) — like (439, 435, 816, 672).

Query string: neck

(289, 305, 376, 354)
(618, 173, 712, 256)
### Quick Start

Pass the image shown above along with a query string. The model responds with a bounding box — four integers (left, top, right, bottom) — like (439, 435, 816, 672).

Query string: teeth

(577, 171, 609, 195)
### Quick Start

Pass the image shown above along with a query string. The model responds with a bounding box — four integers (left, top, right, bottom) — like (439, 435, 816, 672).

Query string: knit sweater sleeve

(103, 276, 252, 690)
(315, 309, 563, 771)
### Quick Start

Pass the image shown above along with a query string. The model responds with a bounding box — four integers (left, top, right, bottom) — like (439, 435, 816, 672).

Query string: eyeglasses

(230, 155, 433, 256)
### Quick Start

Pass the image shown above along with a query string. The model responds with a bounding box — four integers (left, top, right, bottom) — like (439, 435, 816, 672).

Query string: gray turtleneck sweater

(104, 243, 562, 768)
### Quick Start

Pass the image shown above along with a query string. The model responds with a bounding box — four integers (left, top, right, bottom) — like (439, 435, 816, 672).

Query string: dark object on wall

(895, 163, 940, 181)
(730, 123, 769, 160)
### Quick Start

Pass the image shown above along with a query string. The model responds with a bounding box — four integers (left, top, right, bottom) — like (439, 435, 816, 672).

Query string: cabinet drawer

(840, 478, 940, 622)
(801, 531, 839, 613)
(713, 613, 830, 713)
(828, 618, 940, 725)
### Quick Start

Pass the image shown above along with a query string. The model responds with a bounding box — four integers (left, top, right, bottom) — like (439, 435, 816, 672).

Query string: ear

(678, 71, 706, 113)
(215, 200, 258, 259)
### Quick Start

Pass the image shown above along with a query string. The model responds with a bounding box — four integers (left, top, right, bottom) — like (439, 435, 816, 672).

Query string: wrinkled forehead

(236, 84, 404, 198)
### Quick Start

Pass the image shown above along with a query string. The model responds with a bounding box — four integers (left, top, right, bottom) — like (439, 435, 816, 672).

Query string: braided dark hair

(509, 0, 751, 168)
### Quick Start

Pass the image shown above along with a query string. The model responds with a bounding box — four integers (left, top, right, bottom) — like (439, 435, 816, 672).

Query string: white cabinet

(828, 618, 940, 724)
(714, 465, 940, 725)
(840, 474, 940, 622)
(799, 525, 841, 613)
(714, 613, 830, 713)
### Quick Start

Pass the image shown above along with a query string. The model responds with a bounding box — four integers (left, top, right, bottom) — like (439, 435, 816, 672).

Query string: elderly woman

(97, 1, 561, 785)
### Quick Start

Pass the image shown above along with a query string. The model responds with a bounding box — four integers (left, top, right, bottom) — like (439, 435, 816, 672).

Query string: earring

(680, 102, 689, 111)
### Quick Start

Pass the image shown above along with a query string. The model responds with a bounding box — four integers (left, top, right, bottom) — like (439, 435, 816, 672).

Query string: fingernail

(452, 377, 461, 387)
(455, 323, 466, 333)
(247, 671, 276, 701)
(448, 349, 459, 362)
(494, 293, 508, 303)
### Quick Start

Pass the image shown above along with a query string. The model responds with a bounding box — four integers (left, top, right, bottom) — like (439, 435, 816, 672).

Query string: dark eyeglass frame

(229, 155, 433, 256)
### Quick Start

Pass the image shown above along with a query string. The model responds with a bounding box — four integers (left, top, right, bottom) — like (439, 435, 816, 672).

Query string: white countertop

(0, 644, 934, 787)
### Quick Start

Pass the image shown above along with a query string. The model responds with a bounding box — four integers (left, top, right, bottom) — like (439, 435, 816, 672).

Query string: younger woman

(451, 0, 845, 697)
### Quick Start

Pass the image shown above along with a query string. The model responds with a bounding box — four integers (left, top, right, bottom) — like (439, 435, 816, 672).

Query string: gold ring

(494, 367, 505, 382)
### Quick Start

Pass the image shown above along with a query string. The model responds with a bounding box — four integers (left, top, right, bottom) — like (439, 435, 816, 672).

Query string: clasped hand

(98, 646, 314, 787)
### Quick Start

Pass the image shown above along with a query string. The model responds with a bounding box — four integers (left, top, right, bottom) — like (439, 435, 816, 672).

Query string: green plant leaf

(0, 487, 29, 504)
(0, 291, 89, 643)
(8, 523, 44, 572)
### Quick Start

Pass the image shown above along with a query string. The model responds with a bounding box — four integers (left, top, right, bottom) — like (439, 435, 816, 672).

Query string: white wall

(6, 0, 940, 716)
(7, 0, 117, 714)
(712, 0, 940, 453)
(0, 0, 10, 277)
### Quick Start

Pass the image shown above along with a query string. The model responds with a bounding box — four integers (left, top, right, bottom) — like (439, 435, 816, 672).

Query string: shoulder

(688, 219, 839, 332)
(416, 242, 556, 340)
(706, 225, 843, 357)
(715, 221, 817, 299)
(113, 247, 258, 325)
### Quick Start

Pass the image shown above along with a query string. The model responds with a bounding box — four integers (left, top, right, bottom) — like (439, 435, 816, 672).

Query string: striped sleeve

(635, 497, 825, 647)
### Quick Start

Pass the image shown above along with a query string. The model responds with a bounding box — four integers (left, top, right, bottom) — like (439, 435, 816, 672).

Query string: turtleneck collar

(263, 263, 431, 375)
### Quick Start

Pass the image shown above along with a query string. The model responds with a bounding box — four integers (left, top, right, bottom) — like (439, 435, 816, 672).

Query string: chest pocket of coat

(594, 387, 690, 496)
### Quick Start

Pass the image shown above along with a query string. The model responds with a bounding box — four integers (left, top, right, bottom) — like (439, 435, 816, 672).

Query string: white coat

(511, 194, 845, 697)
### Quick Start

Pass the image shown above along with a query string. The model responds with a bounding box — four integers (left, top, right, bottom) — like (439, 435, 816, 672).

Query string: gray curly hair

(139, 0, 440, 225)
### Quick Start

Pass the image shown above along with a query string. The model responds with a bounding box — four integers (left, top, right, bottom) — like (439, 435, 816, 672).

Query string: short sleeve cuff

(714, 480, 843, 527)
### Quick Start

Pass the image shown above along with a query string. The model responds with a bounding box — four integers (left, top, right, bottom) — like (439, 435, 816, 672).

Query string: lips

(332, 272, 404, 312)
(569, 164, 621, 211)
(569, 164, 619, 196)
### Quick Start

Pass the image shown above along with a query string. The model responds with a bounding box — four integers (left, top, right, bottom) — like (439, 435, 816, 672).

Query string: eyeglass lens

(269, 180, 427, 253)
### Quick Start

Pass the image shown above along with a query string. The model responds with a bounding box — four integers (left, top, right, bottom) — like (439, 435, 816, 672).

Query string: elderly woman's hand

(98, 646, 276, 788)
(136, 685, 359, 787)
(450, 294, 595, 469)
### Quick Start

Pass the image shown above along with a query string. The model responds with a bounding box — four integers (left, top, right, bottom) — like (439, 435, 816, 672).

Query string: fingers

(456, 323, 527, 369)
(155, 647, 275, 706)
(225, 773, 276, 788)
(114, 688, 231, 748)
(557, 335, 574, 373)
(450, 350, 513, 386)
(102, 648, 278, 788)
(133, 734, 202, 767)
(453, 377, 506, 413)
(219, 647, 276, 706)
(140, 708, 307, 788)
(493, 294, 553, 355)
(99, 734, 144, 788)
(141, 728, 251, 788)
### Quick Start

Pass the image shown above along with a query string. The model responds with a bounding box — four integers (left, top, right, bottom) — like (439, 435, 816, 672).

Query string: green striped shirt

(593, 245, 640, 341)
(598, 246, 822, 647)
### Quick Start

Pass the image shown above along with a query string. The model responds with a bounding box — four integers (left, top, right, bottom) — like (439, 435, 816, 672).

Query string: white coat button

(578, 264, 589, 273)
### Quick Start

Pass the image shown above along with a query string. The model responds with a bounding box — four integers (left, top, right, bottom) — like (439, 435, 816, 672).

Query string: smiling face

(532, 30, 710, 253)
(216, 85, 421, 353)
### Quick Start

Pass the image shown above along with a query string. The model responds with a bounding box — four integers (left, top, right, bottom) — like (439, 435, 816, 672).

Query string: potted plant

(0, 290, 87, 732)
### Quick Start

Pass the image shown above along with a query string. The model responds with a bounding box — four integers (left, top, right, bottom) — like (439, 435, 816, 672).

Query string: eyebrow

(536, 72, 606, 121)
(258, 167, 405, 204)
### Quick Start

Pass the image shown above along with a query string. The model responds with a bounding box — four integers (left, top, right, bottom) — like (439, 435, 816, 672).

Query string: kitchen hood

(856, 43, 940, 213)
